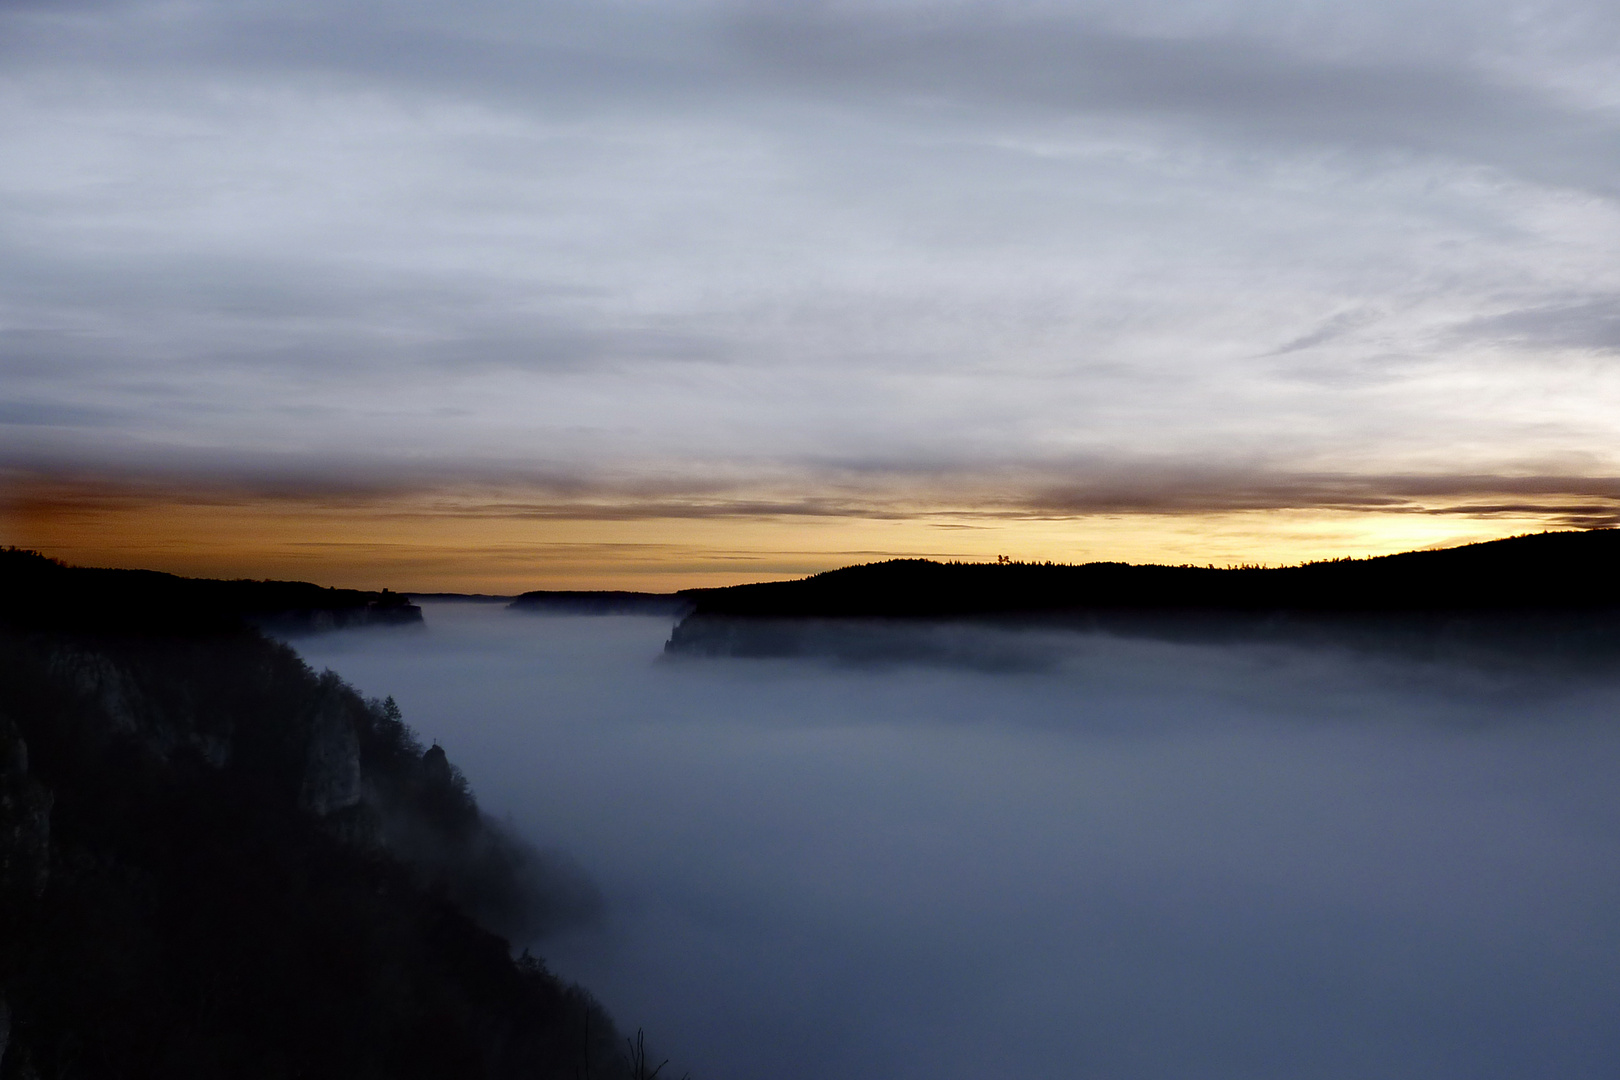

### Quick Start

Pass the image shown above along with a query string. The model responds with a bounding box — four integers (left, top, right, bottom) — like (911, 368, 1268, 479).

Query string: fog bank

(293, 604, 1620, 1079)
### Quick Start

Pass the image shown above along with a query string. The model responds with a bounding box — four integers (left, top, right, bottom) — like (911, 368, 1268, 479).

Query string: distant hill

(0, 548, 423, 635)
(665, 531, 1620, 663)
(509, 590, 691, 616)
(674, 530, 1620, 620)
(409, 593, 516, 603)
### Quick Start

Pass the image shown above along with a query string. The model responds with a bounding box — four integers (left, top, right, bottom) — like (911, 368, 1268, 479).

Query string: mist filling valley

(292, 602, 1620, 1080)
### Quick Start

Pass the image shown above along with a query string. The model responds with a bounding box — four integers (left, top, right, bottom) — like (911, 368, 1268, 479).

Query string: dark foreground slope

(667, 530, 1620, 662)
(0, 551, 632, 1080)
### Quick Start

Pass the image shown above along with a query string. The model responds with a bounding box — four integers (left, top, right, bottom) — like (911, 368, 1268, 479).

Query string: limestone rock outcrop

(298, 690, 362, 817)
(0, 716, 51, 902)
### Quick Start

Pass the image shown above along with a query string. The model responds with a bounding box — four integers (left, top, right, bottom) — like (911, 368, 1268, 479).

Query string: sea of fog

(291, 602, 1620, 1080)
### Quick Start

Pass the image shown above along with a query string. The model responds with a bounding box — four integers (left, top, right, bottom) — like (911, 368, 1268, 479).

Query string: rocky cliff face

(0, 718, 47, 1080)
(299, 690, 363, 817)
(0, 555, 630, 1080)
(0, 717, 51, 904)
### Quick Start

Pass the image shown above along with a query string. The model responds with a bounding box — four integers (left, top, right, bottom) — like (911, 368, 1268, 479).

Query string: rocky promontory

(0, 550, 638, 1080)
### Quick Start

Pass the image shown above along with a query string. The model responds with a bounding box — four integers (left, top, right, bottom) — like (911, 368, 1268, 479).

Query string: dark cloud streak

(730, 8, 1620, 194)
(1459, 296, 1620, 352)
(8, 457, 1620, 530)
(7, 1, 1616, 193)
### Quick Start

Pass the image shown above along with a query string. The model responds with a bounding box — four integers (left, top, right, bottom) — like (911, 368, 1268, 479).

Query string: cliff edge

(0, 550, 636, 1080)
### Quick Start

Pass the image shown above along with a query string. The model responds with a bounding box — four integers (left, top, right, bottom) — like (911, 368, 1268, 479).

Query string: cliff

(0, 551, 636, 1080)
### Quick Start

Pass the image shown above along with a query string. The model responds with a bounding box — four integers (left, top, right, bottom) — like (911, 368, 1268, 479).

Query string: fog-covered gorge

(292, 602, 1620, 1080)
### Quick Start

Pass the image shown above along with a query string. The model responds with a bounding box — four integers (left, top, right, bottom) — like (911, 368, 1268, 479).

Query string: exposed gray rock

(299, 693, 361, 817)
(43, 647, 240, 765)
(422, 743, 453, 788)
(0, 716, 52, 900)
(45, 649, 140, 733)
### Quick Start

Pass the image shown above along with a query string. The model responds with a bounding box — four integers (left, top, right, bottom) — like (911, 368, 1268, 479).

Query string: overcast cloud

(4, 0, 1620, 527)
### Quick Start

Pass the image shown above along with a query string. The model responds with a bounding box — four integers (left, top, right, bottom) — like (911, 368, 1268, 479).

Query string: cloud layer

(4, 0, 1620, 572)
(293, 605, 1620, 1079)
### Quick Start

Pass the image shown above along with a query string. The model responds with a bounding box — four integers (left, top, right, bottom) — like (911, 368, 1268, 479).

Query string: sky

(3, 0, 1620, 590)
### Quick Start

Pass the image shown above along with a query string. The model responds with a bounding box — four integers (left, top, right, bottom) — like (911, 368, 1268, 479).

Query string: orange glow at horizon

(0, 488, 1585, 593)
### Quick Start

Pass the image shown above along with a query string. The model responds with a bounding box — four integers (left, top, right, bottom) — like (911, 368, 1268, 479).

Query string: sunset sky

(4, 0, 1620, 591)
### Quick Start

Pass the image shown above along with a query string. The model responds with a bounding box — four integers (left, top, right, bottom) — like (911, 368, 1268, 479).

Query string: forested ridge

(666, 530, 1620, 662)
(675, 529, 1620, 619)
(0, 550, 641, 1079)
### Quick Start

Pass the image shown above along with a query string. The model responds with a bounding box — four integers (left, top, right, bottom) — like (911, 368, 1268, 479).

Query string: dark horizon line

(15, 526, 1611, 600)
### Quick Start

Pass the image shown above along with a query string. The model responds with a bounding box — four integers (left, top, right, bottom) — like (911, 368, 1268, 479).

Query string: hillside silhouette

(0, 550, 644, 1080)
(674, 530, 1620, 619)
(0, 549, 423, 635)
(665, 531, 1620, 663)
